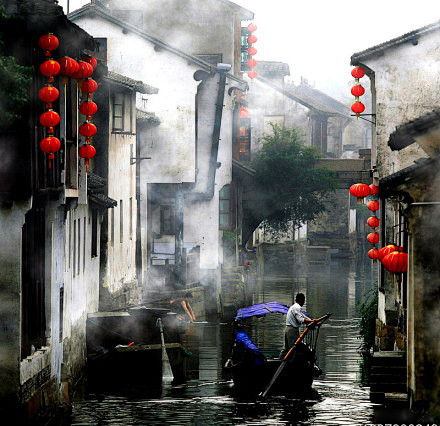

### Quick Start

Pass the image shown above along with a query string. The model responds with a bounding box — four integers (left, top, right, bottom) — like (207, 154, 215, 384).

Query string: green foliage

(0, 8, 33, 127)
(357, 286, 378, 352)
(250, 124, 337, 234)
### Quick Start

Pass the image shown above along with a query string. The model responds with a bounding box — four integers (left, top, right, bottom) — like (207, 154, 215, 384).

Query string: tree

(249, 124, 337, 234)
(0, 6, 33, 128)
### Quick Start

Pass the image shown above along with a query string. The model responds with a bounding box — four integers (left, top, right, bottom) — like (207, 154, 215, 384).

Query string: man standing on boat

(280, 293, 314, 358)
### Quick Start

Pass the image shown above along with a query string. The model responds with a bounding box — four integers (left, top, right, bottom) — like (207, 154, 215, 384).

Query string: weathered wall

(0, 201, 30, 406)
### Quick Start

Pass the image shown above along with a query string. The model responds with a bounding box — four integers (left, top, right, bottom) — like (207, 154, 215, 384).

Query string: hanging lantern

(248, 69, 258, 79)
(79, 122, 97, 138)
(382, 251, 408, 273)
(248, 46, 257, 56)
(351, 66, 365, 80)
(368, 248, 380, 262)
(247, 23, 257, 32)
(378, 244, 398, 262)
(248, 58, 257, 68)
(58, 56, 79, 85)
(40, 110, 60, 128)
(40, 136, 61, 168)
(79, 78, 98, 94)
(38, 33, 59, 56)
(367, 233, 379, 244)
(39, 86, 59, 103)
(367, 200, 379, 212)
(81, 54, 98, 69)
(367, 216, 380, 228)
(369, 184, 379, 195)
(351, 85, 365, 97)
(239, 106, 249, 118)
(351, 101, 365, 117)
(79, 101, 98, 117)
(40, 59, 61, 78)
(72, 61, 93, 80)
(79, 143, 96, 173)
(349, 183, 371, 203)
(248, 34, 257, 44)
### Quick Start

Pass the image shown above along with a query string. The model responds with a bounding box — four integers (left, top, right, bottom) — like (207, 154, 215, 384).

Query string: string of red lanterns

(38, 33, 61, 169)
(78, 54, 98, 172)
(247, 23, 258, 80)
(351, 66, 366, 118)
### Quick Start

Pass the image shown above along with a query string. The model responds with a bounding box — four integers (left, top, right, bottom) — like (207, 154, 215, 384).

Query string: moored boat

(225, 302, 331, 396)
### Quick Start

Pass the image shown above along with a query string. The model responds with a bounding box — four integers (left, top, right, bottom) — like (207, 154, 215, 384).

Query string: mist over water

(67, 259, 387, 425)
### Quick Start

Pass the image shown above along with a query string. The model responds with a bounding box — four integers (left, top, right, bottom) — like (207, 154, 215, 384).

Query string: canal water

(67, 259, 384, 425)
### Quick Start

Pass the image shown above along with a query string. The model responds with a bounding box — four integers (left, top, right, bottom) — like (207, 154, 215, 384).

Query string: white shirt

(285, 302, 311, 327)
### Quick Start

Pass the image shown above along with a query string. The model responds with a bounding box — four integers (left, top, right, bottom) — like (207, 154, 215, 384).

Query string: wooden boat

(224, 302, 331, 396)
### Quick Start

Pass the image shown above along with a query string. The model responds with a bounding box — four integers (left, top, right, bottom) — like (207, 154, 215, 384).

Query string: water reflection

(68, 260, 379, 425)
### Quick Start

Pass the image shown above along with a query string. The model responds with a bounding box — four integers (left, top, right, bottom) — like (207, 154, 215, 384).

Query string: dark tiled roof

(380, 156, 439, 193)
(352, 20, 440, 63)
(87, 172, 117, 209)
(389, 110, 440, 151)
(69, 3, 248, 89)
(106, 71, 158, 94)
(286, 83, 351, 117)
(137, 109, 160, 125)
(256, 61, 290, 77)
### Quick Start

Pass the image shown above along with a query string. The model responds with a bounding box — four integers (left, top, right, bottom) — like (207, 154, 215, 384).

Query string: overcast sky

(60, 0, 439, 101)
(234, 0, 440, 100)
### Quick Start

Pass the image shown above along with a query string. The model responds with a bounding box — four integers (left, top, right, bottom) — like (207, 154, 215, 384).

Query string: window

(120, 199, 124, 243)
(239, 117, 251, 162)
(129, 197, 133, 240)
(91, 209, 98, 257)
(160, 205, 175, 235)
(219, 185, 232, 230)
(112, 92, 124, 131)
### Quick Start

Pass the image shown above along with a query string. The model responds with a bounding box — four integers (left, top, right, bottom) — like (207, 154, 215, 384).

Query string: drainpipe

(188, 63, 230, 201)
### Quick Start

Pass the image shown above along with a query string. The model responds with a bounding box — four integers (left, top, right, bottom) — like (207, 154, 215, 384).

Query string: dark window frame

(160, 205, 175, 235)
(112, 92, 124, 131)
(219, 184, 233, 230)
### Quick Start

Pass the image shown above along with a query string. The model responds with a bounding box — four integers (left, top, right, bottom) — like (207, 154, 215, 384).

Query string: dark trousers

(279, 326, 299, 359)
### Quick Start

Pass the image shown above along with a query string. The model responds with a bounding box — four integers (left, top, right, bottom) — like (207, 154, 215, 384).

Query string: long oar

(157, 317, 174, 383)
(259, 313, 331, 398)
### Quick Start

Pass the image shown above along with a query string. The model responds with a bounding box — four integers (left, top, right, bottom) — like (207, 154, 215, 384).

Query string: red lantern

(369, 184, 379, 195)
(79, 143, 96, 172)
(39, 86, 59, 103)
(367, 216, 380, 228)
(378, 244, 398, 262)
(351, 101, 365, 114)
(239, 106, 249, 118)
(82, 54, 98, 69)
(351, 66, 365, 79)
(248, 58, 257, 68)
(382, 251, 408, 273)
(248, 34, 257, 44)
(79, 78, 98, 94)
(40, 110, 60, 128)
(40, 59, 60, 77)
(38, 34, 59, 53)
(248, 70, 258, 79)
(40, 136, 61, 168)
(367, 200, 379, 212)
(72, 61, 93, 79)
(368, 248, 380, 262)
(79, 122, 97, 138)
(248, 46, 257, 56)
(367, 233, 379, 244)
(58, 56, 79, 77)
(247, 23, 257, 32)
(349, 183, 371, 203)
(351, 85, 365, 97)
(80, 101, 98, 117)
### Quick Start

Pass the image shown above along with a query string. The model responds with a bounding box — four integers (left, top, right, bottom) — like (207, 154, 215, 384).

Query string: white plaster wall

(362, 30, 440, 179)
(74, 16, 198, 184)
